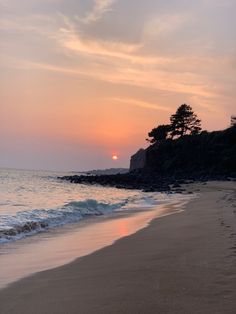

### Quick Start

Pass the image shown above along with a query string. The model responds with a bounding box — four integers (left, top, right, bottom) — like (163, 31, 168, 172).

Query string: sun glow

(112, 155, 118, 160)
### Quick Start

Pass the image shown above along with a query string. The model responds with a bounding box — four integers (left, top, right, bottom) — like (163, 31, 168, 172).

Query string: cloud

(112, 97, 172, 112)
(142, 13, 191, 40)
(61, 32, 142, 60)
(0, 14, 56, 34)
(9, 55, 216, 101)
(58, 20, 173, 65)
(80, 0, 117, 24)
(1, 1, 235, 124)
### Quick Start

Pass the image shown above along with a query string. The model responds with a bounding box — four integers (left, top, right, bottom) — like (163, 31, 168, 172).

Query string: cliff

(144, 125, 236, 176)
(130, 149, 147, 171)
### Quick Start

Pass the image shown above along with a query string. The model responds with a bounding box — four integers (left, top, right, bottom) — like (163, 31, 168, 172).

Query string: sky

(0, 0, 236, 171)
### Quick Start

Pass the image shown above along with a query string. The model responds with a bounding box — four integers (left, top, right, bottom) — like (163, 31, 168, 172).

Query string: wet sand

(0, 199, 184, 289)
(0, 182, 236, 313)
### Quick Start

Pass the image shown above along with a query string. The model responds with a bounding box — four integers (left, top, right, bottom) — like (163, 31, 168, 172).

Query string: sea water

(0, 168, 145, 243)
(0, 168, 192, 288)
(0, 168, 187, 243)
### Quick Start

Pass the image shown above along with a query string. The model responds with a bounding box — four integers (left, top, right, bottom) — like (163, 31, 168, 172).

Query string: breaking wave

(0, 199, 127, 243)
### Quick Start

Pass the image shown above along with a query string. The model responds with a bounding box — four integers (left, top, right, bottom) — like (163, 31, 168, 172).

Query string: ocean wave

(0, 199, 127, 243)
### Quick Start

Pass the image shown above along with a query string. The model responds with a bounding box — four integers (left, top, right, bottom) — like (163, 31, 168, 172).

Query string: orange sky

(0, 0, 236, 170)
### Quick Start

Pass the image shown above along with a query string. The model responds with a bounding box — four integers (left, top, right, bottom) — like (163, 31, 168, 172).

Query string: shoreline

(0, 182, 236, 313)
(0, 195, 188, 290)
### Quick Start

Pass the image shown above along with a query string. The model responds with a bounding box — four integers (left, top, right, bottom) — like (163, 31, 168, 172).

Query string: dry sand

(0, 181, 236, 314)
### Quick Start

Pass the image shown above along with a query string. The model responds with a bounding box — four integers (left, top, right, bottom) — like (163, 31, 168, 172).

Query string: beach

(0, 181, 236, 314)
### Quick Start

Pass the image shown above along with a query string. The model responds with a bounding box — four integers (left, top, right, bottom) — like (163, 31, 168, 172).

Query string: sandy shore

(0, 181, 236, 314)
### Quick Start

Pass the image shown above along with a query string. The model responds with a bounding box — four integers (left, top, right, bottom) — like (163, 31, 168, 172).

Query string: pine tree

(147, 124, 171, 144)
(170, 104, 201, 138)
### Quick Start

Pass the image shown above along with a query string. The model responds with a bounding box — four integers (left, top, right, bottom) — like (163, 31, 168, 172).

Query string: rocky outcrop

(129, 149, 147, 171)
(85, 168, 129, 175)
(59, 171, 236, 193)
(60, 126, 236, 193)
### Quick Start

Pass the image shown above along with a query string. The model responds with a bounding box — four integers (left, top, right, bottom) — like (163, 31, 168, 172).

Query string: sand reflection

(0, 203, 182, 289)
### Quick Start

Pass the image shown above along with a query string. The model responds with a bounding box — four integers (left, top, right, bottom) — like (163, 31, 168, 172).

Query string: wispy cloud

(1, 1, 235, 129)
(58, 21, 172, 65)
(61, 32, 143, 61)
(0, 14, 56, 35)
(80, 0, 117, 24)
(1, 48, 221, 102)
(142, 13, 191, 40)
(112, 98, 172, 112)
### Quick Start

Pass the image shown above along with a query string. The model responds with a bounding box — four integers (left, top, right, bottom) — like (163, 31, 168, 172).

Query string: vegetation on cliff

(147, 104, 202, 144)
(146, 116, 236, 177)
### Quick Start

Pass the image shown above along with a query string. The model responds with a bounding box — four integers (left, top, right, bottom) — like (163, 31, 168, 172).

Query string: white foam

(0, 199, 128, 243)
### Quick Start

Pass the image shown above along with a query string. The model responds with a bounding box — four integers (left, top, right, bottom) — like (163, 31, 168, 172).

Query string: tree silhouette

(170, 104, 201, 138)
(147, 124, 171, 144)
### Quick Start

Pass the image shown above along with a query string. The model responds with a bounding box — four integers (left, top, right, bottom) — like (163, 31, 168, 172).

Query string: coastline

(0, 194, 187, 289)
(0, 181, 236, 313)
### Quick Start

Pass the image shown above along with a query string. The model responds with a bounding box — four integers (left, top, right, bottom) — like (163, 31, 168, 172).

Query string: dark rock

(172, 183, 181, 188)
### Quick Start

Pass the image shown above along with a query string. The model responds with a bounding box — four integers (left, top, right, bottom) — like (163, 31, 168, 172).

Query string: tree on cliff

(147, 104, 201, 143)
(147, 124, 171, 144)
(170, 104, 201, 138)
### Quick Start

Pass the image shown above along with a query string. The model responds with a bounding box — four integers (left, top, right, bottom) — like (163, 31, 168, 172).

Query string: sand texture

(0, 182, 236, 314)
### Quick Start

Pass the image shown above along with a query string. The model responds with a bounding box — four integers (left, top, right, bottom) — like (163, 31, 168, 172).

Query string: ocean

(0, 168, 169, 243)
(0, 168, 192, 288)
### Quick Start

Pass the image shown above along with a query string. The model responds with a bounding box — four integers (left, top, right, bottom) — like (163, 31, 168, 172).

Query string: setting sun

(112, 155, 118, 160)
